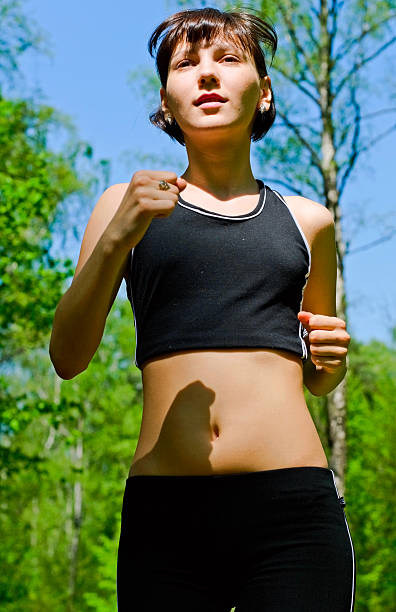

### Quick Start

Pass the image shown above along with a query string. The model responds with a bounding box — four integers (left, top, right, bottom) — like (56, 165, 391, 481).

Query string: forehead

(170, 35, 249, 59)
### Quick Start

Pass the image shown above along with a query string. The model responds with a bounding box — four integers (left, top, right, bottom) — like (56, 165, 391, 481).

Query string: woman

(49, 7, 356, 612)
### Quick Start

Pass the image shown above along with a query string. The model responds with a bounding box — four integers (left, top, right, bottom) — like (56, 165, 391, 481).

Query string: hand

(106, 170, 187, 251)
(297, 311, 351, 373)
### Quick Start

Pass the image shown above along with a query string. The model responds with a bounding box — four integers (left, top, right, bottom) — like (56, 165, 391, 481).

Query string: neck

(181, 131, 258, 200)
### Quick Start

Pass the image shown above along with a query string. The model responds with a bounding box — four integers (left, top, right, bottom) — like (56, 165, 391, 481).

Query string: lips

(194, 93, 227, 106)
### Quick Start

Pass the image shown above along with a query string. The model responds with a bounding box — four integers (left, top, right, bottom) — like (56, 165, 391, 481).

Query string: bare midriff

(128, 348, 329, 477)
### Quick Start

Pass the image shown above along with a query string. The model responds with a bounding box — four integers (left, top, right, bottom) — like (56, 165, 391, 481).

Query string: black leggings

(117, 466, 356, 611)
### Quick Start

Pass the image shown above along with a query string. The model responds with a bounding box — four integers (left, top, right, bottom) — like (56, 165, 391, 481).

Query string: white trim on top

(298, 263, 311, 360)
(177, 183, 267, 221)
(127, 247, 139, 369)
(272, 189, 311, 360)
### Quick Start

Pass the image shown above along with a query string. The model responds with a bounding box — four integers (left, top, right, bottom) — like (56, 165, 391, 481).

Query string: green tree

(0, 2, 125, 608)
(0, 0, 108, 434)
(345, 337, 396, 610)
(0, 95, 85, 359)
(1, 300, 142, 611)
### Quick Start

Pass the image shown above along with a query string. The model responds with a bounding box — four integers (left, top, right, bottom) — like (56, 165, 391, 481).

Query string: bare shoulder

(73, 182, 130, 278)
(105, 182, 130, 206)
(282, 195, 334, 249)
(88, 182, 129, 228)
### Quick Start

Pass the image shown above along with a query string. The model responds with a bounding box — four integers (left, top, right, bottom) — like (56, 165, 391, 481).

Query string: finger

(310, 355, 323, 371)
(307, 315, 346, 330)
(309, 344, 348, 357)
(309, 329, 350, 344)
(131, 170, 181, 190)
(146, 170, 180, 184)
(148, 198, 179, 215)
(312, 355, 345, 369)
(147, 184, 180, 197)
(177, 177, 188, 191)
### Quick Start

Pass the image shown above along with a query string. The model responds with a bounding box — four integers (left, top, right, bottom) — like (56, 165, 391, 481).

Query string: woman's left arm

(299, 313, 349, 396)
(297, 201, 351, 396)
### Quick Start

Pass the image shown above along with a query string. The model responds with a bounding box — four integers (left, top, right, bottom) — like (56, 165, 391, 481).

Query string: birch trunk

(319, 0, 348, 496)
(67, 415, 84, 611)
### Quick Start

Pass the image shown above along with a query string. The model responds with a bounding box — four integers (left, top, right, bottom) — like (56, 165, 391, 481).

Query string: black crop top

(124, 180, 311, 370)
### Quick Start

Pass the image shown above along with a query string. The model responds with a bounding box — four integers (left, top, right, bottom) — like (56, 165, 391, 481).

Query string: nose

(199, 71, 219, 87)
(198, 57, 220, 87)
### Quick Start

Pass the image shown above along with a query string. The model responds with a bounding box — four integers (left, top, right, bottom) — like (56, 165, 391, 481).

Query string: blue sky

(13, 0, 396, 346)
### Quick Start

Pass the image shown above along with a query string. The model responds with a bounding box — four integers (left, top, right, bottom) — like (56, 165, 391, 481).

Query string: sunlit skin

(160, 37, 272, 200)
(127, 34, 351, 476)
(161, 38, 271, 146)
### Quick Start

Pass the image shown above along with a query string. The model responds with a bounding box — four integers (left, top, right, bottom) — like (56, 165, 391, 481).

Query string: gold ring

(158, 180, 170, 191)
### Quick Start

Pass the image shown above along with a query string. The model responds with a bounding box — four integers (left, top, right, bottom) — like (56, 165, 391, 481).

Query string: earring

(259, 102, 267, 113)
(165, 113, 173, 125)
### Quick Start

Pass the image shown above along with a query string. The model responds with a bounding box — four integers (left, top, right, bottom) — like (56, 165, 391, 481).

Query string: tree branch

(345, 229, 396, 255)
(339, 121, 396, 196)
(333, 13, 396, 64)
(329, 11, 337, 42)
(271, 64, 320, 105)
(277, 119, 321, 137)
(360, 107, 396, 121)
(311, 4, 320, 20)
(338, 88, 361, 197)
(335, 122, 350, 151)
(277, 109, 322, 169)
(260, 177, 305, 196)
(335, 107, 396, 155)
(358, 121, 396, 154)
(335, 35, 396, 96)
(329, 0, 340, 51)
(297, 12, 319, 48)
(278, 2, 319, 85)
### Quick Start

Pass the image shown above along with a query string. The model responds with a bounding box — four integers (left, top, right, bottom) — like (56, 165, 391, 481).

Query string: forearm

(303, 356, 347, 396)
(49, 231, 130, 379)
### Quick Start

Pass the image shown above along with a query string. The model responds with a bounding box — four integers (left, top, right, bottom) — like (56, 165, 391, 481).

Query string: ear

(160, 87, 169, 114)
(257, 75, 272, 110)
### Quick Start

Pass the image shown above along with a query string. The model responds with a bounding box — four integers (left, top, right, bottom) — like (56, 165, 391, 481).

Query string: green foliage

(345, 338, 396, 611)
(0, 95, 89, 358)
(304, 336, 396, 610)
(82, 528, 120, 612)
(0, 4, 120, 607)
(1, 299, 142, 611)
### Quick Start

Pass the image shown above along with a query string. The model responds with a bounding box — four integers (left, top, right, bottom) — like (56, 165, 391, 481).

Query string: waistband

(125, 466, 338, 494)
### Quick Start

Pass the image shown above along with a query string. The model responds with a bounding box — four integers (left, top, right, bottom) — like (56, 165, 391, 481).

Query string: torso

(128, 189, 329, 477)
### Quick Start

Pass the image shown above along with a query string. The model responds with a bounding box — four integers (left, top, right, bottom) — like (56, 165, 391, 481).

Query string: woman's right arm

(49, 170, 186, 379)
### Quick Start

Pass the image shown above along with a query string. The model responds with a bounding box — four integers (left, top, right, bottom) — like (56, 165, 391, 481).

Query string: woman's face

(160, 36, 271, 142)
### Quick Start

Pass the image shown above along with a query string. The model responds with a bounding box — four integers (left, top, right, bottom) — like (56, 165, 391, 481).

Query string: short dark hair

(147, 7, 277, 146)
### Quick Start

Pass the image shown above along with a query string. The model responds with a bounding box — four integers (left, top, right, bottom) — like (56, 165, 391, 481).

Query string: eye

(223, 55, 239, 62)
(177, 59, 192, 68)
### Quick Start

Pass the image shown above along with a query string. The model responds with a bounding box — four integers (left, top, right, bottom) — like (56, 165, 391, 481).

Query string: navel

(212, 423, 220, 440)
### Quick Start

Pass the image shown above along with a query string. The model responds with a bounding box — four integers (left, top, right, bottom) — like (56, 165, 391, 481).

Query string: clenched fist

(105, 170, 187, 251)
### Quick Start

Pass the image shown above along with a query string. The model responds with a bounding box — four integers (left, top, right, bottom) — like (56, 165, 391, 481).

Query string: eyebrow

(171, 42, 244, 62)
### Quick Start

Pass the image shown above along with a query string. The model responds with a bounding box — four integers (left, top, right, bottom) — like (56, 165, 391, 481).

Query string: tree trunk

(67, 415, 84, 612)
(327, 235, 350, 496)
(318, 0, 349, 496)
